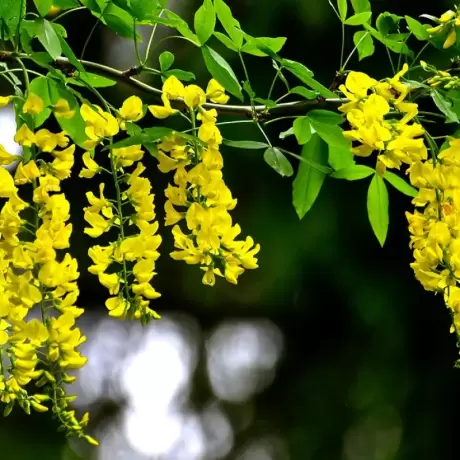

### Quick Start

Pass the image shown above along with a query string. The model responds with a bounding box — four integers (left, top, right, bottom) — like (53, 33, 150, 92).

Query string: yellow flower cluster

(426, 8, 460, 49)
(406, 140, 460, 335)
(339, 64, 427, 172)
(80, 97, 162, 323)
(339, 66, 460, 339)
(149, 77, 260, 286)
(420, 60, 460, 90)
(0, 91, 93, 442)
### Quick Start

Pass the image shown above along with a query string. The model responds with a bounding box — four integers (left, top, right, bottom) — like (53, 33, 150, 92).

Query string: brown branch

(0, 51, 345, 117)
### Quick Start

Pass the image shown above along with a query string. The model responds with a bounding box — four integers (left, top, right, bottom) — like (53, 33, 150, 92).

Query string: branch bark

(0, 51, 345, 118)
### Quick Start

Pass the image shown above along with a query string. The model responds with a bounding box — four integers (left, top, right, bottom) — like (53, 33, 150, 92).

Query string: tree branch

(0, 51, 345, 118)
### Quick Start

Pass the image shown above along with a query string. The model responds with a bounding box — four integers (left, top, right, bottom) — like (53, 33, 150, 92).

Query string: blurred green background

(1, 0, 460, 459)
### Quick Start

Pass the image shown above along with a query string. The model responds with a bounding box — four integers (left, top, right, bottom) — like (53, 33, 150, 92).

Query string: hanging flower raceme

(149, 77, 260, 286)
(419, 60, 460, 91)
(338, 67, 460, 341)
(0, 90, 94, 444)
(406, 139, 460, 339)
(425, 8, 460, 49)
(339, 64, 428, 173)
(80, 98, 161, 323)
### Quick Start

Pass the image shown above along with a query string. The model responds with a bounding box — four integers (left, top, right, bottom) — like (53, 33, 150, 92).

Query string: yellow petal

(444, 29, 457, 48)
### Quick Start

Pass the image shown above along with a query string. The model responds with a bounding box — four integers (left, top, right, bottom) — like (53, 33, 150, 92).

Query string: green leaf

(50, 22, 66, 37)
(29, 52, 52, 69)
(144, 142, 158, 158)
(292, 134, 329, 219)
(79, 0, 141, 40)
(163, 69, 195, 81)
(29, 76, 51, 127)
(431, 89, 458, 123)
(67, 73, 117, 88)
(243, 80, 255, 99)
(254, 97, 276, 108)
(364, 24, 413, 57)
(55, 31, 85, 73)
(0, 62, 21, 86)
(331, 164, 374, 180)
(3, 402, 14, 417)
(350, 0, 370, 13)
(159, 51, 175, 72)
(47, 79, 87, 148)
(104, 12, 138, 38)
(34, 0, 53, 16)
(264, 147, 294, 177)
(367, 174, 389, 247)
(126, 122, 142, 136)
(344, 12, 371, 26)
(293, 117, 312, 145)
(279, 127, 294, 140)
(290, 86, 318, 100)
(405, 16, 429, 41)
(53, 0, 80, 8)
(202, 45, 243, 100)
(384, 171, 418, 197)
(0, 0, 25, 39)
(308, 119, 351, 150)
(129, 0, 161, 21)
(241, 36, 287, 57)
(337, 0, 347, 21)
(328, 145, 355, 170)
(36, 18, 62, 59)
(376, 12, 402, 35)
(384, 38, 413, 56)
(165, 10, 199, 44)
(353, 30, 374, 60)
(223, 139, 269, 149)
(213, 0, 243, 48)
(194, 0, 216, 45)
(213, 31, 238, 51)
(282, 59, 336, 98)
(20, 20, 39, 53)
(308, 109, 344, 125)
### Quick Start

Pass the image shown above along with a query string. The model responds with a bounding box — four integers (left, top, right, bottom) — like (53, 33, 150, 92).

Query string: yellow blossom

(14, 124, 36, 147)
(112, 144, 144, 167)
(98, 273, 120, 295)
(84, 211, 112, 238)
(444, 28, 457, 49)
(148, 94, 177, 119)
(0, 145, 19, 165)
(163, 76, 185, 99)
(79, 152, 101, 179)
(206, 79, 230, 104)
(0, 95, 12, 107)
(0, 168, 17, 198)
(81, 104, 119, 148)
(35, 129, 58, 152)
(105, 296, 128, 319)
(23, 93, 45, 115)
(53, 99, 75, 119)
(118, 95, 144, 129)
(184, 85, 206, 109)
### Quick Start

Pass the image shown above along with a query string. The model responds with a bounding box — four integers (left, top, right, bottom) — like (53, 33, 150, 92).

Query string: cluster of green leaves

(288, 107, 416, 247)
(0, 0, 454, 251)
(331, 0, 427, 63)
(269, 0, 443, 247)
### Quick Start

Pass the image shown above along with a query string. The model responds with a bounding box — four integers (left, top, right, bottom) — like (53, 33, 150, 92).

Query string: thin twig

(1, 51, 346, 117)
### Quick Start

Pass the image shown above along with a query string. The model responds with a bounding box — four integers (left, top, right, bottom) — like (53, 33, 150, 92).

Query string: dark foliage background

(1, 0, 459, 459)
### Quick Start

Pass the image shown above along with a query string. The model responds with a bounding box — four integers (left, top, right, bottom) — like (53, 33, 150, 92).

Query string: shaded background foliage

(1, 0, 460, 458)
